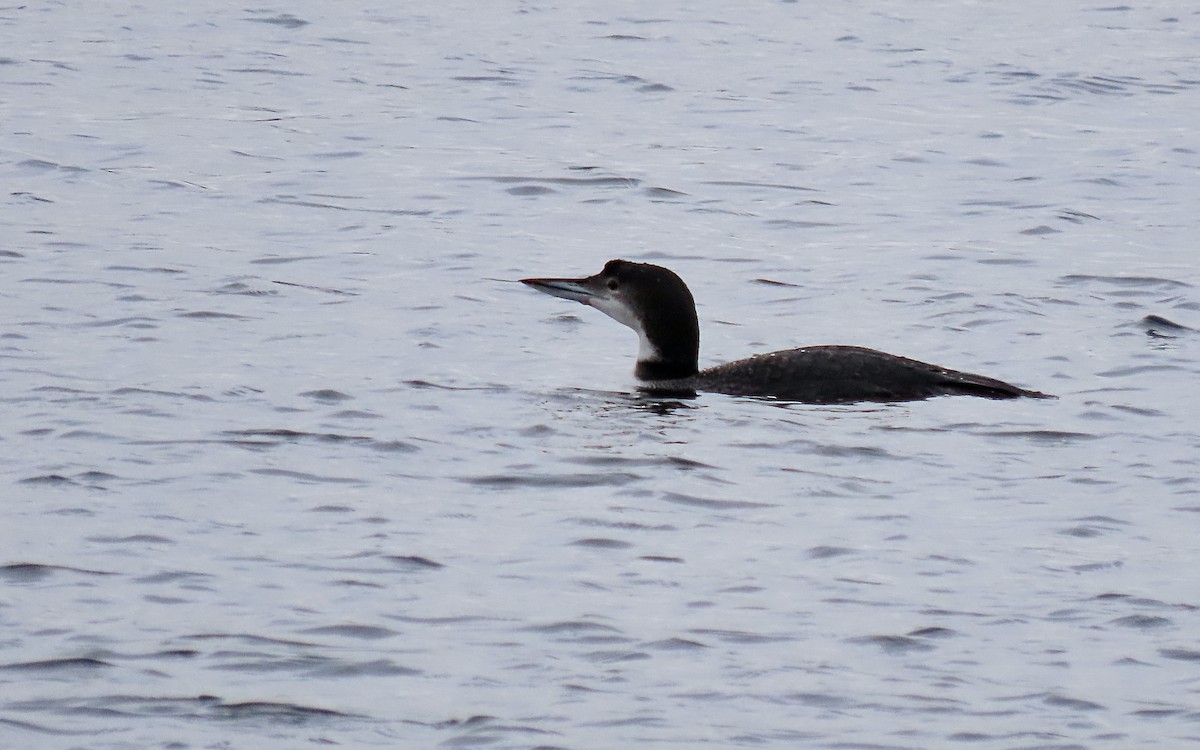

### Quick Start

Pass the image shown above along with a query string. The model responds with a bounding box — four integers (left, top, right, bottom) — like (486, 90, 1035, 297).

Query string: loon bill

(521, 259, 1053, 404)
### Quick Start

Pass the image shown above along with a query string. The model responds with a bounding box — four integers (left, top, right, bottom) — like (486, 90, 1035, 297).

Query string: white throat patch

(589, 294, 662, 364)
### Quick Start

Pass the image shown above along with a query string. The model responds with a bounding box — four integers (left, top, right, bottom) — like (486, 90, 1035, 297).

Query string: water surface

(3, 2, 1200, 748)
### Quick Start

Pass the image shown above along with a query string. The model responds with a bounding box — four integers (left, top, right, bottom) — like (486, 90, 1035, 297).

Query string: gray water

(3, 2, 1200, 748)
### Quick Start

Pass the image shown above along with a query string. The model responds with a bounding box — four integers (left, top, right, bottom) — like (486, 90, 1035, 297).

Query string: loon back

(521, 259, 1052, 404)
(684, 346, 1050, 403)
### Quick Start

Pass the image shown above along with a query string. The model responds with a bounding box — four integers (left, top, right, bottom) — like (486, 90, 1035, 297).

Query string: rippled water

(4, 2, 1200, 748)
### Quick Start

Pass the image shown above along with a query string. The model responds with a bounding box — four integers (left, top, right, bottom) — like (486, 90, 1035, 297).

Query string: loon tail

(942, 373, 1054, 400)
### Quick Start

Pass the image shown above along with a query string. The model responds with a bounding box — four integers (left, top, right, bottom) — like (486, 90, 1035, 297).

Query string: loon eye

(607, 278, 619, 291)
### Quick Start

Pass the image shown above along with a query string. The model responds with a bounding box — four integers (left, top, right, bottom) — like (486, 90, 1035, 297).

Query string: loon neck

(631, 309, 700, 382)
(635, 357, 698, 382)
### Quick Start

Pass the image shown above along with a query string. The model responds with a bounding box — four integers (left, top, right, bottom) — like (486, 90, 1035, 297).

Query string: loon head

(521, 259, 701, 381)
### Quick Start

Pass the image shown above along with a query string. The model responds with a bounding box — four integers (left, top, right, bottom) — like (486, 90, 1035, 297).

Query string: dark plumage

(521, 259, 1052, 404)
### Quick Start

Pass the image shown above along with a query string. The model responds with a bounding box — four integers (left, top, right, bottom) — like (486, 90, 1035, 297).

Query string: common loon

(521, 259, 1052, 403)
